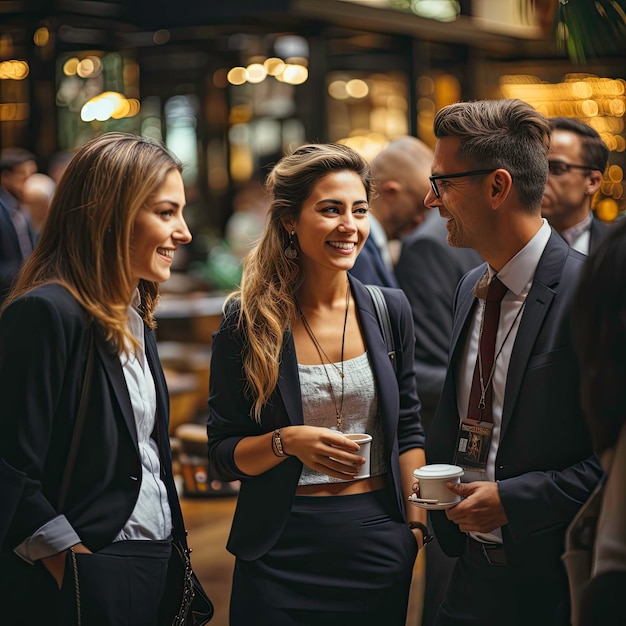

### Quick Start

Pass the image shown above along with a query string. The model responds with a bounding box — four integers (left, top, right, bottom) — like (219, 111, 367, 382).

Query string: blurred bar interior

(2, 0, 625, 436)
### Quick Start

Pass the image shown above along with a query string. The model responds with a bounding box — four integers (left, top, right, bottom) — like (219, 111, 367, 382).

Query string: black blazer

(0, 197, 32, 304)
(350, 235, 399, 288)
(426, 232, 604, 573)
(395, 211, 482, 408)
(0, 284, 186, 554)
(589, 216, 612, 254)
(207, 276, 424, 561)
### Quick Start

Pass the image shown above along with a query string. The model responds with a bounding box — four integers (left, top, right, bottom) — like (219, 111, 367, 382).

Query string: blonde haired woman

(208, 143, 426, 625)
(0, 133, 211, 625)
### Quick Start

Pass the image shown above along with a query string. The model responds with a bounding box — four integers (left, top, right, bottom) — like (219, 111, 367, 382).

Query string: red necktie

(467, 276, 508, 423)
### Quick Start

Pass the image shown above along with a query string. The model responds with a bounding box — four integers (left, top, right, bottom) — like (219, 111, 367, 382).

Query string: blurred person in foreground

(421, 99, 603, 626)
(208, 143, 426, 625)
(21, 172, 56, 241)
(568, 216, 626, 626)
(0, 148, 37, 304)
(350, 136, 433, 287)
(0, 132, 212, 625)
(542, 116, 611, 254)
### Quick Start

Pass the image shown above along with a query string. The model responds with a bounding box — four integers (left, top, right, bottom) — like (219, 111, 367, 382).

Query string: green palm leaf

(520, 0, 626, 64)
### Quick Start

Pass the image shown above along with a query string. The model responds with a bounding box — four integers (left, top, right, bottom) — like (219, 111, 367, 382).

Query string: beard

(446, 220, 464, 248)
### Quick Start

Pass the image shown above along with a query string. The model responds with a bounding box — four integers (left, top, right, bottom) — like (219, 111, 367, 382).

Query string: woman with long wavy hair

(0, 132, 211, 625)
(208, 143, 426, 625)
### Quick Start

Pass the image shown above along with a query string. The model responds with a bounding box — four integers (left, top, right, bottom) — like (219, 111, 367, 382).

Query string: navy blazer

(350, 236, 399, 288)
(589, 216, 612, 254)
(0, 196, 32, 304)
(396, 211, 482, 405)
(207, 276, 424, 561)
(0, 284, 186, 554)
(426, 232, 603, 573)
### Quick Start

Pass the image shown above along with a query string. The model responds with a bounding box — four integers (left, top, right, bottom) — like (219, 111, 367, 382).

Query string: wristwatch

(272, 428, 291, 457)
(407, 521, 433, 545)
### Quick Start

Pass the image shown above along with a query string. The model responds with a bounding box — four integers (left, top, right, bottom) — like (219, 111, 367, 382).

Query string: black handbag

(159, 538, 214, 626)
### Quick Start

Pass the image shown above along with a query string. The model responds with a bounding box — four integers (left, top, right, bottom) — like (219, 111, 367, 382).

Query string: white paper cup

(412, 464, 464, 504)
(345, 433, 372, 479)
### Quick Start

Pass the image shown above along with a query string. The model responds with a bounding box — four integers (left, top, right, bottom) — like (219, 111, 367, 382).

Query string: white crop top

(297, 351, 386, 486)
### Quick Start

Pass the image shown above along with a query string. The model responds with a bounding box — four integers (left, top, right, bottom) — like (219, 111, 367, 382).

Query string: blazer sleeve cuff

(13, 515, 80, 564)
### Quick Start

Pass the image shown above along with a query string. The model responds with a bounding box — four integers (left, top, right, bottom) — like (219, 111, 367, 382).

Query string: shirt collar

(484, 219, 552, 297)
(560, 212, 593, 246)
(126, 289, 145, 348)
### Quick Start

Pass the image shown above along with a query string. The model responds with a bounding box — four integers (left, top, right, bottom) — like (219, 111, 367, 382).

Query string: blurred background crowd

(1, 2, 625, 624)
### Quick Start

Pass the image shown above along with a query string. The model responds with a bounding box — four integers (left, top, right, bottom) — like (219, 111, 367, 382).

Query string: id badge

(454, 418, 494, 474)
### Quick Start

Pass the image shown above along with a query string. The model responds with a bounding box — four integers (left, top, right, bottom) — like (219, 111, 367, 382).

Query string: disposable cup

(412, 464, 464, 504)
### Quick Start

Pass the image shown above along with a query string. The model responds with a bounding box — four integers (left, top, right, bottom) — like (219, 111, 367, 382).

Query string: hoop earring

(284, 230, 298, 259)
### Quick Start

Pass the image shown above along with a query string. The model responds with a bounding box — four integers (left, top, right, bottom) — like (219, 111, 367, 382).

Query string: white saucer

(408, 495, 459, 510)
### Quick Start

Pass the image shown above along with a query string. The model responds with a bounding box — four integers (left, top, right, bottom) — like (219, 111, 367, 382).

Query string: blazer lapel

(500, 233, 565, 436)
(277, 330, 305, 426)
(94, 327, 139, 448)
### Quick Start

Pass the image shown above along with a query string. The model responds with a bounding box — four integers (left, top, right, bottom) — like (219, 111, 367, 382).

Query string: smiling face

(288, 170, 369, 277)
(130, 168, 191, 287)
(424, 137, 491, 252)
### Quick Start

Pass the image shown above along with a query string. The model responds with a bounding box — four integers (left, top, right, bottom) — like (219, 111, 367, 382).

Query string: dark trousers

(0, 539, 171, 626)
(433, 538, 570, 626)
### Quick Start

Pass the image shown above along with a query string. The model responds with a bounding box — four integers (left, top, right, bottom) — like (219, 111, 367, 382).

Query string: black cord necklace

(297, 281, 350, 431)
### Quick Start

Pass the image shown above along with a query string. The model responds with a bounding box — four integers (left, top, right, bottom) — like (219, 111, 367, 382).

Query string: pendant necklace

(297, 281, 350, 431)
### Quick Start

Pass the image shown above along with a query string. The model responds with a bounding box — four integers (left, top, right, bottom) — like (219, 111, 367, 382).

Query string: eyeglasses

(548, 160, 596, 176)
(429, 169, 497, 198)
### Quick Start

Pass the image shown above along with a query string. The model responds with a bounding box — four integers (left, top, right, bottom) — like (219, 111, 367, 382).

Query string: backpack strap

(364, 284, 397, 374)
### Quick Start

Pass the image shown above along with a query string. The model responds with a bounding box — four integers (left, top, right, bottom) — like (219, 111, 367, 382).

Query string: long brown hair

(2, 132, 182, 353)
(231, 143, 373, 422)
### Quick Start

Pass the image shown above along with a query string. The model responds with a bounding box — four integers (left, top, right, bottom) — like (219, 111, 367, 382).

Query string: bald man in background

(350, 136, 433, 287)
(22, 172, 56, 241)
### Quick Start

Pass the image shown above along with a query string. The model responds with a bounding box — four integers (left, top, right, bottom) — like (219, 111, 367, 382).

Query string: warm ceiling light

(346, 79, 369, 99)
(227, 67, 248, 86)
(264, 57, 285, 77)
(246, 63, 267, 84)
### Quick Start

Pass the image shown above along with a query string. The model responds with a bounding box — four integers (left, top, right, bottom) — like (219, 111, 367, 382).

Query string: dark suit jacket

(350, 235, 399, 288)
(395, 211, 482, 431)
(0, 196, 33, 304)
(0, 284, 186, 555)
(589, 216, 612, 254)
(207, 276, 424, 561)
(426, 232, 604, 573)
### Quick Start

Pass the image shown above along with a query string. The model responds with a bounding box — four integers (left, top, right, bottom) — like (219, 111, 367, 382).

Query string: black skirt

(230, 487, 418, 626)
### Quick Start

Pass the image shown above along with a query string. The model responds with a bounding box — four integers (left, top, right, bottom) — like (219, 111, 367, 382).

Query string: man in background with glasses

(421, 99, 603, 626)
(542, 116, 612, 255)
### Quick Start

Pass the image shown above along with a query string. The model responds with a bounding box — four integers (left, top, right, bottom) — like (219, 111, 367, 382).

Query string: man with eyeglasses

(420, 99, 603, 626)
(542, 116, 611, 255)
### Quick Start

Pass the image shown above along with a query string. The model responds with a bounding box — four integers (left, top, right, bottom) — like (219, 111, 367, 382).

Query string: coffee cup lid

(412, 464, 464, 480)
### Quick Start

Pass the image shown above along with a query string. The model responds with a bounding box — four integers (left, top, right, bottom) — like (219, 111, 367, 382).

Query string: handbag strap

(57, 329, 95, 512)
(365, 284, 397, 374)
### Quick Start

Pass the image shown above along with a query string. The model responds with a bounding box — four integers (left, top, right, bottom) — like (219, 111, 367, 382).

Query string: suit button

(130, 475, 139, 481)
